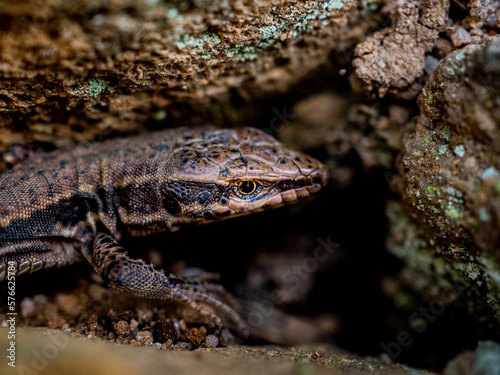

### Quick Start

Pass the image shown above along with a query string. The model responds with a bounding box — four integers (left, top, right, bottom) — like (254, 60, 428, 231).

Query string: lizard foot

(88, 232, 250, 338)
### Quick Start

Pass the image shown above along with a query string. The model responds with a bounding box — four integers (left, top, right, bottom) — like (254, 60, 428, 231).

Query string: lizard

(0, 126, 327, 335)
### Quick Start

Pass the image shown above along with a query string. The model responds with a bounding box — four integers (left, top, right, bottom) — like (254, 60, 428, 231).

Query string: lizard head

(163, 127, 327, 228)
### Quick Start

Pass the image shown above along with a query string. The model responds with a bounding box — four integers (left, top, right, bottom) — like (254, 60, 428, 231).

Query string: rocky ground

(1, 0, 500, 373)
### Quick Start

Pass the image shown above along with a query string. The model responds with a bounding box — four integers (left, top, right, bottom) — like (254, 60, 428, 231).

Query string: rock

(469, 0, 500, 28)
(449, 26, 472, 47)
(131, 330, 154, 346)
(0, 328, 437, 375)
(385, 201, 469, 301)
(20, 297, 36, 318)
(0, 0, 363, 151)
(352, 0, 450, 97)
(444, 341, 500, 375)
(400, 36, 500, 324)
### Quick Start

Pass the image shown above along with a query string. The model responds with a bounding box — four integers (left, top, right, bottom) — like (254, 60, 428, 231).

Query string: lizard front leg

(88, 233, 249, 336)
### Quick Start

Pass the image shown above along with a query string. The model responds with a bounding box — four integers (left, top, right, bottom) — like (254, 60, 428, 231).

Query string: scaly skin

(0, 127, 327, 334)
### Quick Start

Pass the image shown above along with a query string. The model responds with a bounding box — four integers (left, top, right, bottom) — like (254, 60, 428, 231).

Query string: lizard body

(0, 127, 326, 334)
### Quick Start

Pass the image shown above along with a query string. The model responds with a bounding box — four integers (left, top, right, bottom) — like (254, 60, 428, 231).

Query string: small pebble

(178, 319, 187, 331)
(114, 320, 130, 337)
(55, 293, 82, 317)
(221, 329, 235, 345)
(162, 339, 174, 350)
(174, 342, 192, 350)
(129, 319, 139, 331)
(205, 335, 219, 348)
(20, 297, 35, 318)
(424, 55, 440, 76)
(131, 330, 154, 346)
(450, 26, 472, 47)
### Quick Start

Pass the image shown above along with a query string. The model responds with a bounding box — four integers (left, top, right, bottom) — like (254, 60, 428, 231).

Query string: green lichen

(257, 22, 287, 48)
(454, 144, 465, 157)
(228, 0, 344, 61)
(423, 136, 432, 145)
(446, 208, 463, 220)
(454, 261, 480, 282)
(153, 110, 167, 121)
(426, 96, 433, 105)
(175, 32, 221, 60)
(479, 207, 491, 222)
(445, 187, 463, 197)
(413, 151, 420, 157)
(293, 9, 320, 32)
(226, 45, 259, 61)
(203, 33, 220, 43)
(481, 167, 499, 180)
(323, 0, 344, 10)
(438, 144, 448, 154)
(258, 24, 285, 40)
(426, 186, 436, 198)
(442, 125, 451, 141)
(385, 202, 471, 316)
(166, 8, 178, 18)
(176, 34, 204, 50)
(478, 255, 500, 321)
(87, 78, 111, 98)
(494, 181, 500, 193)
(361, 0, 379, 13)
(455, 50, 466, 61)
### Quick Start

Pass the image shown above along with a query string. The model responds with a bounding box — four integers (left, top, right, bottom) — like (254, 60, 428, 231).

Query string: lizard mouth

(220, 166, 328, 215)
(261, 167, 327, 209)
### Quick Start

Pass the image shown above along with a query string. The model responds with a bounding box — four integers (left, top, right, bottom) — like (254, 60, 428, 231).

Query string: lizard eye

(238, 180, 258, 195)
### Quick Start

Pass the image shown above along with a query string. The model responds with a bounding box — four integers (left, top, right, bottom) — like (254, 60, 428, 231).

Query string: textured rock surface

(384, 201, 497, 345)
(0, 0, 364, 152)
(0, 328, 437, 375)
(352, 0, 450, 97)
(469, 0, 500, 27)
(444, 340, 500, 375)
(400, 36, 500, 323)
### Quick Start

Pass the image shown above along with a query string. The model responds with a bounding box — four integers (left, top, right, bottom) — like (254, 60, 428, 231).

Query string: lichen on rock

(400, 35, 500, 324)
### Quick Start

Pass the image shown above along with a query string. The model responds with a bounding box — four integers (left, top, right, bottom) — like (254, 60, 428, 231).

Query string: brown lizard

(0, 127, 327, 335)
